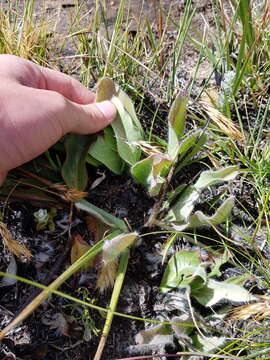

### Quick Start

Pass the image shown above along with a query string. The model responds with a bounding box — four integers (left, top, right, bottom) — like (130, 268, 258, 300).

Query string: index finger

(38, 66, 95, 105)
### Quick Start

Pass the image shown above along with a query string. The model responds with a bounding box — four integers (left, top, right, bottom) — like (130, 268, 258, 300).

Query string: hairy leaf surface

(160, 250, 207, 293)
(75, 199, 127, 231)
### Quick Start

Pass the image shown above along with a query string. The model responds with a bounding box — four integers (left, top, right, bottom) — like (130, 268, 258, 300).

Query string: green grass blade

(94, 249, 130, 360)
(75, 199, 127, 231)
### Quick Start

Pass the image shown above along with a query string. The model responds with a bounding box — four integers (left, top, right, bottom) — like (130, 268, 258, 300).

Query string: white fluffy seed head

(102, 232, 138, 264)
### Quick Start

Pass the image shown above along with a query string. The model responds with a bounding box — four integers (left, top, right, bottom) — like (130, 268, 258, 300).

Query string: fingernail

(96, 100, 117, 122)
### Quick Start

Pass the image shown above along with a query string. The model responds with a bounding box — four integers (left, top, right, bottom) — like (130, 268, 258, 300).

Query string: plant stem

(145, 162, 176, 227)
(93, 249, 130, 360)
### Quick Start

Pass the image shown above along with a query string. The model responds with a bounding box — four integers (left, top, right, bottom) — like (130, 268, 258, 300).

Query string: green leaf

(117, 87, 144, 134)
(192, 334, 226, 352)
(130, 155, 153, 188)
(85, 154, 102, 167)
(89, 127, 124, 175)
(178, 130, 206, 159)
(176, 131, 207, 172)
(165, 185, 188, 206)
(75, 199, 127, 231)
(194, 166, 239, 190)
(192, 278, 257, 307)
(111, 96, 142, 165)
(224, 273, 254, 286)
(167, 125, 179, 160)
(165, 186, 200, 223)
(131, 154, 172, 196)
(208, 250, 230, 278)
(160, 250, 207, 293)
(167, 93, 188, 159)
(168, 92, 188, 137)
(62, 134, 93, 190)
(187, 196, 235, 229)
(169, 197, 235, 232)
(96, 77, 143, 134)
(164, 167, 237, 230)
(238, 0, 255, 49)
(96, 77, 144, 166)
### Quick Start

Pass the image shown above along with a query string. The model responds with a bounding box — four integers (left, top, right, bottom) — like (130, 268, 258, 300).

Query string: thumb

(66, 100, 117, 134)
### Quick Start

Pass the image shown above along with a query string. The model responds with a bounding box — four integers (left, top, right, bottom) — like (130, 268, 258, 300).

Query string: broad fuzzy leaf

(194, 166, 238, 190)
(192, 334, 226, 352)
(89, 127, 124, 175)
(170, 197, 234, 232)
(168, 92, 187, 137)
(167, 93, 188, 159)
(165, 186, 200, 223)
(208, 250, 230, 278)
(179, 196, 235, 231)
(75, 199, 127, 231)
(160, 250, 207, 293)
(192, 278, 257, 307)
(111, 97, 142, 165)
(165, 167, 237, 228)
(224, 273, 254, 286)
(131, 154, 172, 196)
(130, 155, 153, 188)
(148, 153, 171, 196)
(167, 125, 179, 160)
(176, 131, 207, 172)
(117, 87, 143, 133)
(96, 78, 143, 134)
(96, 78, 144, 166)
(113, 97, 143, 143)
(62, 134, 93, 190)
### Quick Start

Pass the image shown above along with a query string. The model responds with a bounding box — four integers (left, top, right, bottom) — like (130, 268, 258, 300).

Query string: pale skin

(0, 54, 117, 185)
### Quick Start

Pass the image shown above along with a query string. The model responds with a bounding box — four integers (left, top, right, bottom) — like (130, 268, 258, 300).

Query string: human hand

(0, 55, 116, 184)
